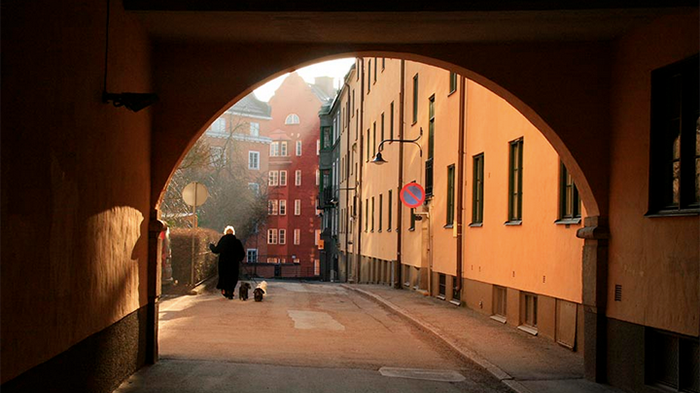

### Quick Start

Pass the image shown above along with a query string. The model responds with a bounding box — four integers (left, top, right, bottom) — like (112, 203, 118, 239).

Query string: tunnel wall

(1, 0, 153, 390)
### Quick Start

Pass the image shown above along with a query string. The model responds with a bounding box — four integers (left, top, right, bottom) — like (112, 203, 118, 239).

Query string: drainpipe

(356, 58, 365, 283)
(455, 76, 466, 294)
(394, 59, 406, 289)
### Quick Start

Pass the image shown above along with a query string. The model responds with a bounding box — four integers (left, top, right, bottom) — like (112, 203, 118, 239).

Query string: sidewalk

(342, 284, 624, 393)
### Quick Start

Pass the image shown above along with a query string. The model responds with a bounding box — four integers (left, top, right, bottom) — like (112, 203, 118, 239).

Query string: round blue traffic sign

(400, 182, 425, 208)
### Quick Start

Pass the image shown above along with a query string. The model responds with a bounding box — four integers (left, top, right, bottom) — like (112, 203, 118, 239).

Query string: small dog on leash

(254, 281, 268, 302)
(238, 282, 251, 301)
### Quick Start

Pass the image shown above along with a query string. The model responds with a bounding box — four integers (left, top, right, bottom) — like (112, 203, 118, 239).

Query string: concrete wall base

(1, 306, 148, 393)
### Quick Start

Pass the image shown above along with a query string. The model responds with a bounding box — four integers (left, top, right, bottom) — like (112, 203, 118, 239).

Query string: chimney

(314, 76, 334, 97)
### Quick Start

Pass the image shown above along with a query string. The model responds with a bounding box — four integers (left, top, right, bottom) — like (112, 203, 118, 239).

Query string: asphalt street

(114, 280, 512, 393)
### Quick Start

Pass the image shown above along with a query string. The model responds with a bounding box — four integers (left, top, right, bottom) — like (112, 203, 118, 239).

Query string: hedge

(170, 227, 222, 286)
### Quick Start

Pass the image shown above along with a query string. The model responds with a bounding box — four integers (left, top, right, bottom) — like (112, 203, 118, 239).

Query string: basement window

(450, 276, 461, 305)
(518, 292, 538, 335)
(491, 286, 507, 324)
(437, 273, 446, 300)
(646, 329, 699, 393)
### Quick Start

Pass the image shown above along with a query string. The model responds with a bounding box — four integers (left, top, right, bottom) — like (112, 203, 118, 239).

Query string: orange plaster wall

(463, 81, 585, 303)
(607, 11, 699, 336)
(1, 0, 153, 383)
(360, 58, 403, 261)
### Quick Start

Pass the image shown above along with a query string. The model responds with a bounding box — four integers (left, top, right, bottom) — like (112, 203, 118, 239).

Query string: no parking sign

(400, 182, 425, 208)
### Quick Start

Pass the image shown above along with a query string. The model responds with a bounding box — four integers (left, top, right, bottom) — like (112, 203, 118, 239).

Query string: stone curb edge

(341, 284, 533, 393)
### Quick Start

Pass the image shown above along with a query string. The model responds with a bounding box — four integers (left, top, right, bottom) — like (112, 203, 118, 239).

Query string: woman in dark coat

(209, 225, 245, 299)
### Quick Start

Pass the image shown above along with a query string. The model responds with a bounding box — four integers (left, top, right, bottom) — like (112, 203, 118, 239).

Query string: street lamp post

(371, 127, 423, 165)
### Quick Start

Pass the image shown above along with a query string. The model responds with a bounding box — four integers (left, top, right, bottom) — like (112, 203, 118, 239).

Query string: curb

(341, 284, 533, 393)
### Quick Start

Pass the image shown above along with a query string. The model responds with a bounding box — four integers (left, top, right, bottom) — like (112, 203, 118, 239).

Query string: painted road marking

(288, 310, 345, 331)
(379, 367, 466, 382)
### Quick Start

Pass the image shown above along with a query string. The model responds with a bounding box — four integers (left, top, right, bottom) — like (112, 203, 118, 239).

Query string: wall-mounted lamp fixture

(371, 127, 423, 165)
(102, 0, 158, 112)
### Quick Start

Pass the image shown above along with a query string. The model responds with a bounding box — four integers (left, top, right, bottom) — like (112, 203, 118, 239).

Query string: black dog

(254, 288, 264, 302)
(239, 282, 251, 301)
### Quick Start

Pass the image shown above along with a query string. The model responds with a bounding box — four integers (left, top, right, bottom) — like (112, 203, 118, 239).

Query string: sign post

(182, 182, 209, 289)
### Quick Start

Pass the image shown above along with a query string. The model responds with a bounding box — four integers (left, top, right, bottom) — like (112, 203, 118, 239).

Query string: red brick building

(251, 73, 335, 277)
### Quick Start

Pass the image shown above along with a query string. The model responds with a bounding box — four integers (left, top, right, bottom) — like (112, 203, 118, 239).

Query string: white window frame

(249, 122, 260, 136)
(295, 170, 302, 186)
(296, 140, 302, 156)
(248, 151, 260, 170)
(280, 170, 287, 186)
(279, 229, 286, 245)
(285, 113, 300, 125)
(294, 229, 300, 245)
(268, 200, 279, 215)
(316, 169, 320, 186)
(280, 141, 288, 156)
(267, 229, 277, 244)
(279, 200, 287, 215)
(270, 142, 279, 157)
(268, 170, 279, 186)
(294, 199, 301, 215)
(247, 249, 258, 263)
(212, 118, 226, 133)
(316, 139, 320, 155)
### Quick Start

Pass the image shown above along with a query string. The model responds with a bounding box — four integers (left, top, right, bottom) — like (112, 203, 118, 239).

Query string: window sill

(490, 315, 507, 324)
(469, 223, 483, 228)
(518, 325, 538, 336)
(387, 229, 392, 232)
(450, 299, 461, 306)
(555, 218, 581, 225)
(408, 228, 415, 232)
(504, 220, 522, 226)
(447, 89, 457, 97)
(645, 208, 700, 218)
(437, 295, 446, 301)
(443, 224, 454, 229)
(377, 230, 382, 233)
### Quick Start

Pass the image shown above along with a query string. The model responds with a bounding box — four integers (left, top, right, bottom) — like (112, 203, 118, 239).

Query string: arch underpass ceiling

(125, 1, 695, 44)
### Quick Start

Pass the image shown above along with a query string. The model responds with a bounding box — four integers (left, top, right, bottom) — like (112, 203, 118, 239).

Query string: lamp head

(103, 92, 159, 112)
(371, 152, 388, 165)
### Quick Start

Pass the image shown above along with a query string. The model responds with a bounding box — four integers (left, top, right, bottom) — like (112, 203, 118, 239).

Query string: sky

(253, 58, 355, 102)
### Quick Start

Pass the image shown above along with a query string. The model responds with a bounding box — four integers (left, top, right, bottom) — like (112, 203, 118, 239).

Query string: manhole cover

(378, 367, 466, 382)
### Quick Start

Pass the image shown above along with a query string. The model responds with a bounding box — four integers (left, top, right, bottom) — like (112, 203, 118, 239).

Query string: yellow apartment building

(338, 58, 586, 350)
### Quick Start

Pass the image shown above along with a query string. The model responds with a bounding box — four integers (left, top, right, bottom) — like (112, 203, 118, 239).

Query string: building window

(366, 129, 371, 161)
(316, 169, 320, 186)
(373, 122, 377, 157)
(250, 122, 260, 136)
(211, 118, 226, 133)
(452, 276, 461, 301)
(472, 154, 484, 225)
(559, 163, 581, 221)
(267, 229, 277, 244)
(210, 146, 225, 166)
(279, 199, 287, 215)
(315, 229, 321, 246)
(246, 249, 258, 263)
(278, 141, 287, 156)
(381, 113, 385, 143)
(248, 182, 260, 196)
(438, 274, 446, 298)
(321, 127, 332, 150)
(521, 293, 537, 329)
(649, 54, 700, 214)
(285, 113, 300, 125)
(390, 101, 395, 141)
(387, 190, 393, 231)
(268, 200, 278, 215)
(379, 194, 383, 231)
(425, 95, 435, 196)
(365, 198, 369, 232)
(248, 151, 260, 170)
(279, 229, 286, 245)
(268, 170, 279, 186)
(508, 139, 524, 222)
(316, 139, 320, 155)
(266, 257, 278, 263)
(449, 72, 458, 94)
(367, 59, 372, 92)
(446, 164, 455, 226)
(270, 142, 279, 157)
(412, 74, 419, 123)
(296, 140, 302, 156)
(409, 207, 415, 231)
(382, 57, 386, 69)
(294, 199, 301, 215)
(371, 197, 375, 232)
(374, 57, 377, 83)
(295, 170, 302, 186)
(280, 170, 287, 186)
(493, 286, 507, 320)
(294, 229, 300, 245)
(646, 329, 700, 392)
